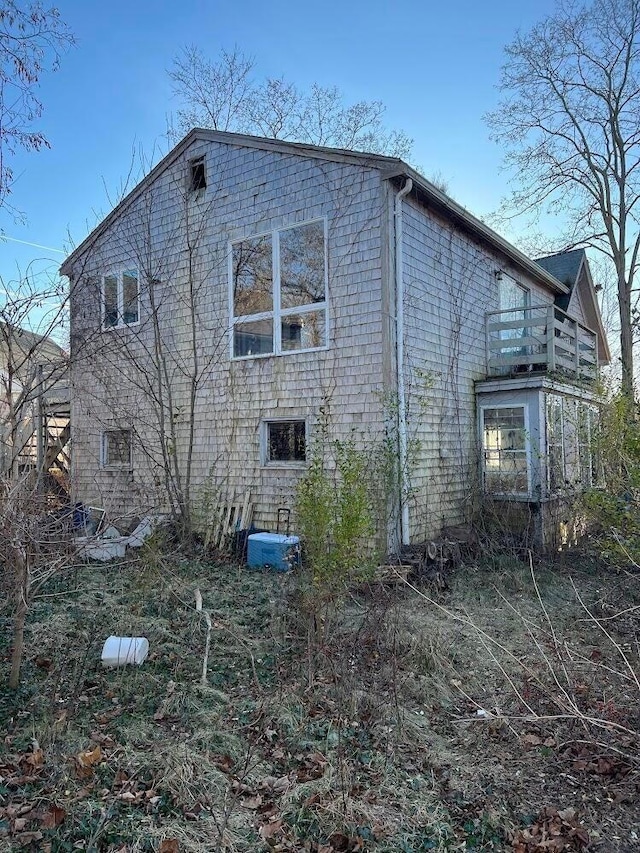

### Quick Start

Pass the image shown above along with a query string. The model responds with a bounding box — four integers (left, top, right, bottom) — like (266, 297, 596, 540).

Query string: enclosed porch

(475, 375, 602, 548)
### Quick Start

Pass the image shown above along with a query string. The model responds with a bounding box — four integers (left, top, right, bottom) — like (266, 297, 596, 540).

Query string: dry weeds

(0, 547, 638, 851)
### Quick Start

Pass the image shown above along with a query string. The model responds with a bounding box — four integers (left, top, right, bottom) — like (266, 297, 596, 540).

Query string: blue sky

(0, 0, 559, 301)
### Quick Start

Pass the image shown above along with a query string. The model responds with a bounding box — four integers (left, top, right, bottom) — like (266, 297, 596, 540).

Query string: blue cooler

(247, 532, 300, 572)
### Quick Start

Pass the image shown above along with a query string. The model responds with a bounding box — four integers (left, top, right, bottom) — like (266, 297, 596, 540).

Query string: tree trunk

(8, 547, 29, 690)
(618, 271, 634, 401)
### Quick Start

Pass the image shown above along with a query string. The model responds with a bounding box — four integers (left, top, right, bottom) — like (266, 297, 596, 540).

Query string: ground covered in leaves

(1, 547, 639, 851)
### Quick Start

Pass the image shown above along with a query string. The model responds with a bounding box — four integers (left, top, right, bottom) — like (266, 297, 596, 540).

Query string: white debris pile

(74, 514, 164, 562)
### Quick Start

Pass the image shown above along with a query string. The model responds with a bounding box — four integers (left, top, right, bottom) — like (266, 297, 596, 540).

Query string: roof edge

(381, 165, 569, 297)
(60, 129, 403, 276)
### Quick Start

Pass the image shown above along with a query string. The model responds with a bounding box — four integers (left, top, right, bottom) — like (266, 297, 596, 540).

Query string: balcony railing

(486, 304, 598, 383)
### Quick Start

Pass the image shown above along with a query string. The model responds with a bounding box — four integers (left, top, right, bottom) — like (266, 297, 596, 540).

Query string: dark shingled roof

(534, 249, 585, 312)
(535, 249, 584, 286)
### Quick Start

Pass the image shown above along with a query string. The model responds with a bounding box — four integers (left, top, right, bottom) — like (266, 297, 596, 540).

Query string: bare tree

(0, 268, 71, 690)
(0, 1, 74, 216)
(168, 45, 413, 159)
(487, 0, 640, 398)
(0, 268, 68, 480)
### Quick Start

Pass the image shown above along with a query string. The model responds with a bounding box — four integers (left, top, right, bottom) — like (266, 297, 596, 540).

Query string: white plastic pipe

(394, 178, 413, 546)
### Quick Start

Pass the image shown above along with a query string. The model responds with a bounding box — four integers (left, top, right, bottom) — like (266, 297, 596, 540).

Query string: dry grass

(0, 546, 638, 851)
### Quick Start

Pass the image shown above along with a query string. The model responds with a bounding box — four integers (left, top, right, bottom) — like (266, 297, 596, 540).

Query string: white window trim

(261, 418, 308, 468)
(101, 428, 133, 470)
(480, 403, 532, 498)
(547, 395, 600, 494)
(497, 272, 530, 310)
(101, 268, 140, 331)
(228, 218, 329, 360)
(546, 394, 566, 494)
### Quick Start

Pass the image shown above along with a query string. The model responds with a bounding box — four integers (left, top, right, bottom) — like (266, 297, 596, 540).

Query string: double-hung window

(230, 219, 327, 358)
(103, 270, 139, 329)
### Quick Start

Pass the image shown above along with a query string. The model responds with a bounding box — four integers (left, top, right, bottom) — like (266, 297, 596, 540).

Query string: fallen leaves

(512, 806, 590, 852)
(75, 744, 102, 779)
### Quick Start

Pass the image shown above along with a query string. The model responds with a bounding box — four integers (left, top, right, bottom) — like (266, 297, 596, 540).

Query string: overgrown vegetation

(1, 540, 638, 851)
(295, 439, 379, 591)
(581, 393, 640, 564)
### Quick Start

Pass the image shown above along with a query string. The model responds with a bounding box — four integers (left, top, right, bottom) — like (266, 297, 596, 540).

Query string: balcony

(486, 304, 598, 383)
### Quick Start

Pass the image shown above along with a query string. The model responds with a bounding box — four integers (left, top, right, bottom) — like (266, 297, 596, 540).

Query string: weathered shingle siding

(400, 194, 555, 539)
(70, 142, 388, 528)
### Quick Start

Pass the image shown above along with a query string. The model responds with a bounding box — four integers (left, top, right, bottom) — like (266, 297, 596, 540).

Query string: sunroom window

(547, 395, 601, 492)
(231, 220, 327, 358)
(482, 406, 529, 495)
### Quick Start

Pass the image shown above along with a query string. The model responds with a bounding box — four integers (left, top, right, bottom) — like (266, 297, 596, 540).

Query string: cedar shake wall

(69, 141, 389, 529)
(399, 194, 555, 540)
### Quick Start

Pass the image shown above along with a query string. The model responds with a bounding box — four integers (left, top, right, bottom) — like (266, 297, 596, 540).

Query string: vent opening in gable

(190, 157, 206, 191)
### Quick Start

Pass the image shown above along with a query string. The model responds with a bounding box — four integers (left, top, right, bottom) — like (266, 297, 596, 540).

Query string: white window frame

(228, 218, 329, 360)
(547, 395, 601, 493)
(101, 268, 140, 331)
(101, 428, 133, 470)
(261, 418, 308, 468)
(546, 394, 566, 493)
(480, 403, 532, 498)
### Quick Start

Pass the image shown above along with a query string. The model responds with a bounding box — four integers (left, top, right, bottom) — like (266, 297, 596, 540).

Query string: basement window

(102, 429, 132, 469)
(189, 156, 206, 191)
(263, 420, 307, 465)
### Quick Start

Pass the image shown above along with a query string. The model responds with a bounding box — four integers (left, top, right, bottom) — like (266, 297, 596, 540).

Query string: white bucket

(101, 636, 149, 667)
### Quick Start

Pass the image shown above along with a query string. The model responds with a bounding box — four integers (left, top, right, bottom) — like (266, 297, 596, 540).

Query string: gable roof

(536, 249, 586, 313)
(60, 129, 570, 298)
(535, 249, 611, 363)
(535, 248, 585, 287)
(0, 322, 66, 362)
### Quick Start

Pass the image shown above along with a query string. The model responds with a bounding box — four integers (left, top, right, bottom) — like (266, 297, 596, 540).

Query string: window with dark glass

(265, 420, 306, 464)
(190, 156, 206, 191)
(102, 270, 139, 329)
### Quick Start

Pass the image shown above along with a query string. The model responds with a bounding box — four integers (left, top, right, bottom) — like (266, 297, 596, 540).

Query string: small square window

(190, 156, 206, 191)
(264, 420, 306, 465)
(102, 429, 132, 468)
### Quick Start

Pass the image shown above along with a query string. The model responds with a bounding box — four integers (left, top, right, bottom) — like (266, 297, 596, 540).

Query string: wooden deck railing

(486, 304, 598, 382)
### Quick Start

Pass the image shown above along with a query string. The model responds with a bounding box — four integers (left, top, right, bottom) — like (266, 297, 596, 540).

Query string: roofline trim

(381, 165, 569, 297)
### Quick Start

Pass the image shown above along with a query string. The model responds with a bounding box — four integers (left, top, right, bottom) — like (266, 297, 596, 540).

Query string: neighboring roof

(0, 322, 66, 362)
(59, 129, 569, 297)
